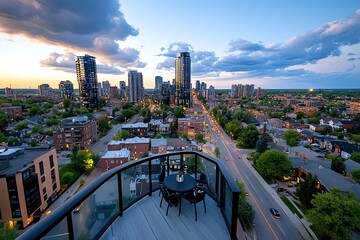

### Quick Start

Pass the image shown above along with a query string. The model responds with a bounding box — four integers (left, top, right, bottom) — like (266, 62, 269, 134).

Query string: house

(344, 159, 360, 177)
(107, 137, 150, 160)
(340, 120, 360, 132)
(178, 116, 205, 139)
(164, 112, 177, 124)
(148, 119, 170, 136)
(150, 138, 167, 154)
(121, 122, 148, 138)
(266, 118, 283, 129)
(320, 118, 343, 131)
(331, 141, 360, 159)
(293, 106, 319, 117)
(100, 149, 130, 172)
(283, 119, 302, 129)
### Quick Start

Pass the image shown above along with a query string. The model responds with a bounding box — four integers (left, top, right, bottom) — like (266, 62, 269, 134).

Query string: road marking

(275, 221, 286, 236)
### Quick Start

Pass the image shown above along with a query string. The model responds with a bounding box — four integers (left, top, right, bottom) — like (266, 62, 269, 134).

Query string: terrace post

(148, 159, 152, 196)
(66, 211, 75, 240)
(230, 192, 240, 240)
(118, 172, 123, 216)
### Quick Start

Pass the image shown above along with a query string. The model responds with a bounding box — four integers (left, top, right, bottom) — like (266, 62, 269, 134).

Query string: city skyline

(0, 1, 359, 89)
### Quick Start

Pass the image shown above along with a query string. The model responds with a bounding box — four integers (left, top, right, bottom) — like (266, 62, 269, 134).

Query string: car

(277, 187, 285, 192)
(270, 208, 280, 219)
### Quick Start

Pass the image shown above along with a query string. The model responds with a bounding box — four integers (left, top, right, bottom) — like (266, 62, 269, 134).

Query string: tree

(180, 132, 189, 139)
(296, 111, 305, 119)
(320, 126, 332, 135)
(184, 155, 204, 174)
(45, 118, 59, 127)
(113, 130, 130, 140)
(295, 173, 319, 208)
(353, 113, 360, 122)
(173, 106, 185, 118)
(0, 110, 8, 131)
(255, 149, 291, 180)
(351, 134, 360, 144)
(235, 180, 255, 230)
(142, 152, 149, 158)
(0, 132, 6, 143)
(330, 156, 345, 174)
(155, 133, 162, 139)
(0, 223, 20, 240)
(307, 189, 360, 240)
(283, 129, 300, 147)
(225, 119, 242, 140)
(214, 146, 220, 159)
(196, 134, 206, 144)
(63, 98, 71, 108)
(236, 124, 259, 149)
(31, 125, 42, 134)
(351, 152, 360, 163)
(28, 106, 43, 116)
(352, 169, 360, 184)
(15, 122, 28, 130)
(98, 117, 111, 135)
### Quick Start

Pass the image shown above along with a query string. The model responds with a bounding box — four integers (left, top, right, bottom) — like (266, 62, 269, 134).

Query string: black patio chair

(160, 187, 181, 216)
(184, 187, 206, 221)
(158, 172, 165, 196)
(197, 173, 207, 190)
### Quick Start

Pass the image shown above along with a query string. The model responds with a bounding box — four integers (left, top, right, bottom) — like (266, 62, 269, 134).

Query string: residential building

(256, 87, 265, 99)
(53, 115, 98, 151)
(121, 122, 148, 138)
(100, 149, 130, 172)
(293, 105, 319, 117)
(109, 86, 118, 99)
(107, 137, 150, 159)
(119, 81, 126, 98)
(175, 52, 191, 107)
(5, 87, 14, 97)
(160, 82, 171, 105)
(75, 54, 98, 109)
(0, 148, 60, 228)
(38, 84, 54, 98)
(178, 116, 205, 139)
(102, 81, 111, 97)
(58, 80, 74, 99)
(150, 138, 167, 154)
(349, 102, 360, 114)
(195, 80, 200, 91)
(155, 76, 163, 91)
(320, 118, 343, 131)
(128, 70, 144, 103)
(208, 85, 215, 101)
(97, 82, 102, 97)
(148, 119, 170, 136)
(0, 104, 22, 122)
(283, 119, 302, 129)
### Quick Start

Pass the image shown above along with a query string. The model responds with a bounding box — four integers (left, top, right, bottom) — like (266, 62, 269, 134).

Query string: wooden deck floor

(100, 191, 230, 240)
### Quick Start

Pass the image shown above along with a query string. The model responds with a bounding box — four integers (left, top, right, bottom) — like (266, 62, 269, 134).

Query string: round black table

(163, 174, 197, 193)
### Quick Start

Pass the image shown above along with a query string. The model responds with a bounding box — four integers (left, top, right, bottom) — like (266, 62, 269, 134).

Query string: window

(44, 194, 47, 201)
(39, 161, 44, 175)
(43, 187, 47, 195)
(41, 175, 45, 183)
(52, 183, 57, 191)
(49, 155, 54, 168)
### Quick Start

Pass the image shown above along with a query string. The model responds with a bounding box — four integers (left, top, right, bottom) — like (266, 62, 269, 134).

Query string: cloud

(157, 10, 360, 80)
(41, 52, 124, 75)
(0, 0, 145, 68)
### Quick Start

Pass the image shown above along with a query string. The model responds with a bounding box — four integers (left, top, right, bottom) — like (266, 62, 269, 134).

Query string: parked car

(270, 208, 280, 219)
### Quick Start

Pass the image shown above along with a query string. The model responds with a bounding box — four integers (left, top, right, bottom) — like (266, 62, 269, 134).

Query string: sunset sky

(0, 0, 359, 89)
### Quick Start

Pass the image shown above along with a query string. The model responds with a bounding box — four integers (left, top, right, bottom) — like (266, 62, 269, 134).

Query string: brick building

(0, 104, 22, 122)
(107, 137, 150, 160)
(121, 123, 148, 138)
(0, 148, 60, 228)
(178, 116, 205, 139)
(293, 105, 319, 117)
(100, 149, 130, 172)
(54, 116, 98, 151)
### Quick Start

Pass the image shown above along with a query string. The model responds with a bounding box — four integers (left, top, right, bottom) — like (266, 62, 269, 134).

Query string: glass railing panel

(41, 217, 69, 240)
(150, 157, 164, 192)
(72, 175, 119, 240)
(168, 154, 181, 173)
(223, 180, 234, 226)
(198, 156, 217, 195)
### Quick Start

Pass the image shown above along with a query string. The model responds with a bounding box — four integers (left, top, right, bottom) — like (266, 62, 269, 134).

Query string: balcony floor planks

(101, 191, 230, 240)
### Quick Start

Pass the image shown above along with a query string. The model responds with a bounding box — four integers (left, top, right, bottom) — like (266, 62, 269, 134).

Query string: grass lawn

(280, 196, 303, 218)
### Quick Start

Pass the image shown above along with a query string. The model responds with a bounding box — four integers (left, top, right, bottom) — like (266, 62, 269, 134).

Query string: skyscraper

(175, 52, 191, 107)
(155, 76, 163, 91)
(75, 55, 98, 109)
(102, 81, 111, 97)
(119, 81, 126, 98)
(195, 80, 200, 91)
(59, 80, 74, 99)
(128, 70, 144, 103)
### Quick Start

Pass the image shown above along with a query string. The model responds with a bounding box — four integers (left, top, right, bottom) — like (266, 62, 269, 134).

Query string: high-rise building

(128, 70, 144, 103)
(175, 52, 191, 107)
(59, 80, 74, 99)
(119, 81, 126, 98)
(109, 86, 118, 99)
(97, 82, 102, 97)
(5, 87, 14, 97)
(195, 80, 200, 91)
(155, 76, 163, 91)
(38, 84, 53, 97)
(102, 81, 111, 97)
(208, 85, 216, 100)
(75, 54, 98, 109)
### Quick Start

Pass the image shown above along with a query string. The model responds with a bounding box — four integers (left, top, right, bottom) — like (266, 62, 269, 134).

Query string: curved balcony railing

(18, 151, 240, 240)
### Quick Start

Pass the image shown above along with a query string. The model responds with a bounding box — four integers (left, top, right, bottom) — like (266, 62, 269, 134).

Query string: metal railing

(18, 151, 240, 240)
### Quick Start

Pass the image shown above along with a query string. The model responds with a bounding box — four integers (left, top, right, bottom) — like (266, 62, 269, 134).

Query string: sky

(0, 0, 359, 89)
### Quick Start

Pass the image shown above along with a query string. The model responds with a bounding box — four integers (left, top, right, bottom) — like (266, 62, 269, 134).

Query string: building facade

(107, 137, 150, 160)
(0, 148, 60, 229)
(175, 52, 191, 107)
(100, 149, 130, 172)
(59, 80, 74, 99)
(53, 116, 98, 151)
(121, 123, 148, 137)
(128, 70, 144, 103)
(76, 55, 98, 109)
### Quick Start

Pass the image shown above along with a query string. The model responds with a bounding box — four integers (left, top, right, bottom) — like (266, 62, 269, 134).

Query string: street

(202, 108, 309, 240)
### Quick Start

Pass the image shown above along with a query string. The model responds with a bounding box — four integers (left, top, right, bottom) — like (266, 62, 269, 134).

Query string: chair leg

(203, 199, 206, 213)
(166, 203, 170, 216)
(160, 196, 163, 208)
(194, 203, 197, 222)
(178, 198, 182, 216)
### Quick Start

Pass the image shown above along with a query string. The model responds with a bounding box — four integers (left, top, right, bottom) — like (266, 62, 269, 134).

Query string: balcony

(18, 151, 241, 240)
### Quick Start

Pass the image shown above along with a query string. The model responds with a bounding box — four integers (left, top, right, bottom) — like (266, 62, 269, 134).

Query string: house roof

(290, 146, 325, 159)
(301, 165, 360, 201)
(122, 122, 148, 129)
(332, 141, 360, 154)
(289, 155, 332, 169)
(151, 138, 167, 148)
(344, 159, 360, 173)
(101, 149, 130, 159)
(108, 137, 150, 145)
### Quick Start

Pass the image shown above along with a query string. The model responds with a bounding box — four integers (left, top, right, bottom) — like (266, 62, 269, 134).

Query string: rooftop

(122, 122, 148, 128)
(108, 137, 150, 145)
(101, 149, 130, 159)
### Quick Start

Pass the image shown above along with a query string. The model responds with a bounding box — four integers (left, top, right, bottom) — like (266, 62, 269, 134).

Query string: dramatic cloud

(157, 10, 360, 80)
(41, 52, 124, 75)
(157, 42, 218, 75)
(0, 0, 145, 68)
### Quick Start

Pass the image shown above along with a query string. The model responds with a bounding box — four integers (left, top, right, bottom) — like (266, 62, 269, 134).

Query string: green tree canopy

(330, 156, 345, 174)
(0, 132, 6, 143)
(63, 98, 71, 108)
(113, 130, 130, 140)
(196, 134, 206, 144)
(15, 122, 29, 130)
(214, 146, 220, 159)
(350, 151, 360, 163)
(225, 119, 242, 140)
(255, 149, 291, 180)
(351, 134, 360, 144)
(295, 173, 319, 208)
(307, 189, 360, 240)
(0, 223, 20, 240)
(236, 124, 259, 149)
(352, 169, 360, 184)
(319, 125, 332, 135)
(98, 117, 111, 135)
(45, 118, 59, 127)
(283, 129, 300, 147)
(256, 133, 268, 154)
(184, 155, 204, 174)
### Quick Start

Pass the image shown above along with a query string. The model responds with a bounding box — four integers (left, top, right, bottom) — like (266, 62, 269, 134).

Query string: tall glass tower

(175, 52, 191, 107)
(75, 55, 98, 109)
